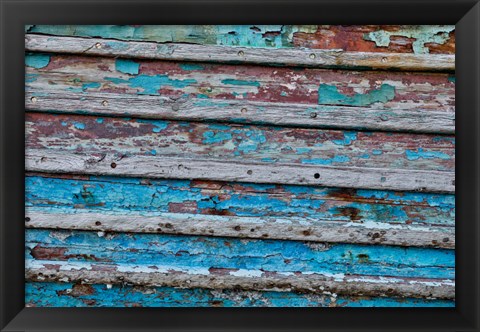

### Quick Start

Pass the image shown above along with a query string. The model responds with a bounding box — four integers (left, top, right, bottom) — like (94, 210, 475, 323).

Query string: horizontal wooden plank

(25, 228, 455, 281)
(25, 210, 455, 248)
(25, 149, 454, 193)
(25, 34, 454, 72)
(25, 260, 454, 299)
(26, 282, 455, 307)
(26, 89, 455, 134)
(26, 113, 455, 173)
(26, 25, 455, 55)
(26, 175, 455, 228)
(25, 53, 455, 112)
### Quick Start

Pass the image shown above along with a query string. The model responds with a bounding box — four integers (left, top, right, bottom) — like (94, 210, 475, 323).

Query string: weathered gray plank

(25, 259, 455, 299)
(25, 149, 455, 193)
(25, 34, 455, 72)
(25, 210, 455, 249)
(26, 89, 455, 134)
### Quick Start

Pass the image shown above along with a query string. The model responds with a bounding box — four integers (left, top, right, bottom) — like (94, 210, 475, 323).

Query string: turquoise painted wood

(25, 282, 455, 307)
(24, 25, 456, 307)
(25, 229, 454, 279)
(26, 175, 454, 227)
(25, 25, 455, 54)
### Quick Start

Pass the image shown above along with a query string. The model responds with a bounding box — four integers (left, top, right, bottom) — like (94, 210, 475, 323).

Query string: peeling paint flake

(364, 25, 455, 54)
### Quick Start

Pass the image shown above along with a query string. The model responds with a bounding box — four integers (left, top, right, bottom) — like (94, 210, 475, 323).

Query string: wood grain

(26, 89, 455, 134)
(25, 149, 455, 193)
(25, 53, 455, 112)
(25, 210, 455, 248)
(26, 281, 455, 307)
(25, 260, 455, 299)
(26, 174, 455, 228)
(26, 25, 456, 55)
(25, 34, 455, 72)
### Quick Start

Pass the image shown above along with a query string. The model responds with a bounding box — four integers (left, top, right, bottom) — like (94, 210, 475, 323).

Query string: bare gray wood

(26, 260, 455, 299)
(25, 149, 455, 193)
(25, 210, 455, 249)
(25, 89, 455, 134)
(25, 34, 455, 72)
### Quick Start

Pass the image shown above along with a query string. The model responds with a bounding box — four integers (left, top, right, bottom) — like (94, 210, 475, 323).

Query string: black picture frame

(1, 0, 479, 331)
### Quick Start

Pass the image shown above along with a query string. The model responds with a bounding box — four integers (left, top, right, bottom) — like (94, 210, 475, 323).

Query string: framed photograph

(1, 0, 479, 331)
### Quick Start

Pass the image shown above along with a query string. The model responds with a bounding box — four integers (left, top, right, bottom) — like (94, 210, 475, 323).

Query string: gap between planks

(25, 89, 455, 134)
(25, 149, 455, 193)
(25, 210, 455, 249)
(25, 259, 455, 299)
(25, 34, 455, 72)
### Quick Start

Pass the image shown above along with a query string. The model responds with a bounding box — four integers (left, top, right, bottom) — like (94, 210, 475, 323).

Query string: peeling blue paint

(405, 148, 451, 161)
(301, 155, 351, 165)
(332, 132, 357, 146)
(25, 73, 39, 83)
(202, 131, 233, 144)
(318, 84, 396, 106)
(26, 228, 455, 279)
(73, 122, 85, 130)
(25, 54, 51, 69)
(25, 176, 455, 226)
(179, 63, 205, 71)
(115, 59, 140, 75)
(26, 282, 455, 307)
(221, 79, 261, 87)
(82, 82, 101, 90)
(105, 75, 197, 95)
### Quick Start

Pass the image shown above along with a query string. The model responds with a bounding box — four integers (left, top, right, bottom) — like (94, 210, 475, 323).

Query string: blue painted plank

(26, 175, 455, 227)
(26, 229, 454, 279)
(25, 282, 455, 307)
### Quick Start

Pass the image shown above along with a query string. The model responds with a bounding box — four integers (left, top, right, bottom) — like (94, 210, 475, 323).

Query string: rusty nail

(110, 162, 117, 168)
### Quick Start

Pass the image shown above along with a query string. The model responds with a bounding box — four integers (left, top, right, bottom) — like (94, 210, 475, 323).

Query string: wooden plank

(25, 260, 455, 299)
(25, 113, 455, 173)
(26, 25, 455, 55)
(26, 282, 455, 307)
(25, 149, 455, 193)
(26, 174, 455, 228)
(25, 34, 454, 72)
(25, 89, 455, 134)
(25, 53, 455, 112)
(25, 228, 455, 281)
(25, 210, 455, 249)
